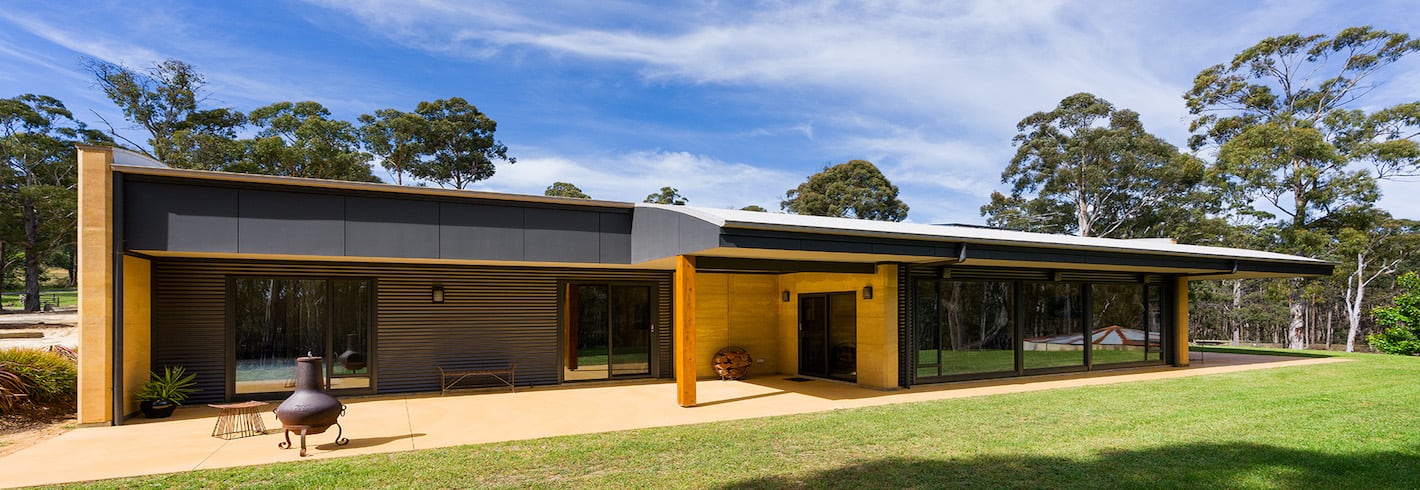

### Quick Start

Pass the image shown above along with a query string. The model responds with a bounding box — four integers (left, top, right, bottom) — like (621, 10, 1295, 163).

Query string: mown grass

(0, 291, 77, 310)
(47, 349, 1420, 489)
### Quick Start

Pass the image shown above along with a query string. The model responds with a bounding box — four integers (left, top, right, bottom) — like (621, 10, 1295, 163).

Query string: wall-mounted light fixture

(432, 285, 445, 304)
(782, 290, 791, 302)
(862, 286, 873, 300)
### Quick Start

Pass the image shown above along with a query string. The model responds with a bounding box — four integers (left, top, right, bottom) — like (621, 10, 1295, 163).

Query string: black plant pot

(140, 400, 177, 418)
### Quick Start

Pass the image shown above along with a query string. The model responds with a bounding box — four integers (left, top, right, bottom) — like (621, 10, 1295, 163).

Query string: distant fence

(0, 290, 74, 310)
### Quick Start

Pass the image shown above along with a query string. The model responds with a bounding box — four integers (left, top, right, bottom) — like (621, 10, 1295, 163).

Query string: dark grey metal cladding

(438, 202, 526, 261)
(719, 229, 961, 258)
(630, 206, 722, 262)
(346, 196, 439, 258)
(599, 213, 632, 263)
(238, 189, 345, 255)
(525, 208, 601, 262)
(149, 258, 673, 403)
(123, 181, 239, 252)
(121, 176, 636, 264)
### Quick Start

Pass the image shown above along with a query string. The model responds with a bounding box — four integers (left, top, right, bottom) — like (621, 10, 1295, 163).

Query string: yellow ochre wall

(693, 264, 900, 390)
(121, 256, 152, 417)
(693, 274, 781, 378)
(778, 265, 899, 390)
(77, 146, 114, 425)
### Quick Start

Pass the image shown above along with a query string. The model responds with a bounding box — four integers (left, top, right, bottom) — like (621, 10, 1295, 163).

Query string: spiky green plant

(136, 366, 198, 405)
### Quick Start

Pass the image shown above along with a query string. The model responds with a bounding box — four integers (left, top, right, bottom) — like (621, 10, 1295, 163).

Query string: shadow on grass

(719, 442, 1420, 489)
(1192, 346, 1334, 358)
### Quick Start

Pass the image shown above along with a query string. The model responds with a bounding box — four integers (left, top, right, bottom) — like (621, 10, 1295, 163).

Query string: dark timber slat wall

(151, 258, 672, 403)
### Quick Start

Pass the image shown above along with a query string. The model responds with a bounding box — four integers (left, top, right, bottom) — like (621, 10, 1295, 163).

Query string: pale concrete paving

(0, 353, 1344, 488)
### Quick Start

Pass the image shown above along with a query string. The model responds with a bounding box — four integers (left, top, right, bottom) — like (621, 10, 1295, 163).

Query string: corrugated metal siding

(897, 264, 911, 388)
(151, 258, 672, 402)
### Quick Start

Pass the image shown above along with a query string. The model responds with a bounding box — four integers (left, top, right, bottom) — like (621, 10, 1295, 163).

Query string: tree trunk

(1345, 254, 1366, 353)
(1287, 284, 1306, 350)
(1325, 307, 1333, 350)
(22, 200, 40, 312)
(1230, 280, 1242, 346)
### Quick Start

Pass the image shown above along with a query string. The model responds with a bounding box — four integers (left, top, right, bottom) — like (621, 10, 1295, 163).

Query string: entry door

(799, 292, 857, 381)
(564, 284, 654, 381)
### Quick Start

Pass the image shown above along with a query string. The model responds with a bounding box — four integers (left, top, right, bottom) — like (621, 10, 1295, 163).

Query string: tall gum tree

(0, 94, 107, 311)
(87, 58, 246, 170)
(1186, 26, 1420, 349)
(984, 93, 1213, 239)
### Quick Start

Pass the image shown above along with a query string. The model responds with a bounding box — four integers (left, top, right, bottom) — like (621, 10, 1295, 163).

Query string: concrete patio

(0, 352, 1343, 488)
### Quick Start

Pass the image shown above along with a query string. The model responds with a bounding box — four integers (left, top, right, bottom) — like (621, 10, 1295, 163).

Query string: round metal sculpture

(273, 355, 349, 456)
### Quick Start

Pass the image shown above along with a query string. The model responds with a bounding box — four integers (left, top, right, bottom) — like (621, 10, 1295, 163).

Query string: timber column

(1173, 276, 1190, 367)
(674, 255, 696, 407)
(77, 146, 115, 425)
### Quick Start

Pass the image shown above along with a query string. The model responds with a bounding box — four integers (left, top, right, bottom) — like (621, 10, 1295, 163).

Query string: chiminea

(273, 355, 349, 456)
(337, 334, 367, 372)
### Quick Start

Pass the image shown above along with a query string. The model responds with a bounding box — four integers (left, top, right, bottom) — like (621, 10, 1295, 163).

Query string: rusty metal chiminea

(273, 355, 349, 456)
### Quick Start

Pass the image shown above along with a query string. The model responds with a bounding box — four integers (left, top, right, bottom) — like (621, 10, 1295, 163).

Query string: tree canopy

(358, 108, 426, 186)
(782, 160, 908, 221)
(984, 93, 1211, 239)
(86, 58, 246, 170)
(545, 181, 591, 199)
(411, 98, 514, 189)
(644, 186, 688, 205)
(237, 101, 377, 182)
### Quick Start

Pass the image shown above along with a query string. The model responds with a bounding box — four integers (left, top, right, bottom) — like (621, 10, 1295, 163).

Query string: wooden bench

(439, 363, 517, 395)
(208, 400, 269, 439)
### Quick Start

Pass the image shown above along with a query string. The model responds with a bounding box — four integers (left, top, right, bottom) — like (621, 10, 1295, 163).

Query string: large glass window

(915, 280, 1015, 378)
(233, 277, 373, 395)
(1090, 283, 1154, 366)
(1021, 282, 1084, 370)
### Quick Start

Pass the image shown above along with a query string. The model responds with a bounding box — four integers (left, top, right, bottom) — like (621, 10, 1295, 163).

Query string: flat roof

(644, 204, 1330, 267)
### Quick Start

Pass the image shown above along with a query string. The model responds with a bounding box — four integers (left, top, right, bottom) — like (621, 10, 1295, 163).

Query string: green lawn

(48, 348, 1420, 489)
(0, 290, 77, 309)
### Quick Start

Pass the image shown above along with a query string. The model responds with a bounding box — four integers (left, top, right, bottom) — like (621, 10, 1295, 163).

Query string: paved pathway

(0, 353, 1343, 488)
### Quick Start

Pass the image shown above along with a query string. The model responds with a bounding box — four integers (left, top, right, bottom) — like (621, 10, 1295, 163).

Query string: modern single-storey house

(75, 145, 1334, 425)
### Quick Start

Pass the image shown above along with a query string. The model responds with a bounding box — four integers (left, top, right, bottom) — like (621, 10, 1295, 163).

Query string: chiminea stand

(276, 406, 350, 457)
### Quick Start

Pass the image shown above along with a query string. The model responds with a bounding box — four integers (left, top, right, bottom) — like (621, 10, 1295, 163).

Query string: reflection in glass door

(799, 292, 857, 381)
(564, 284, 653, 381)
(232, 277, 372, 395)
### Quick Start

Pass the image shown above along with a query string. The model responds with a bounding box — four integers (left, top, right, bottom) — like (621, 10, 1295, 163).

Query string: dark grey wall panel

(151, 258, 673, 402)
(345, 197, 439, 258)
(238, 189, 345, 255)
(525, 208, 601, 262)
(599, 213, 633, 264)
(439, 202, 525, 260)
(631, 206, 722, 262)
(124, 181, 239, 252)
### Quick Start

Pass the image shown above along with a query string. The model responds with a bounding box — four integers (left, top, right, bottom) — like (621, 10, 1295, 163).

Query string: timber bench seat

(439, 363, 517, 395)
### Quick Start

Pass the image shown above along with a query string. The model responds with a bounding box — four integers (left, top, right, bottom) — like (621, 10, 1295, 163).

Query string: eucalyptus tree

(238, 101, 377, 182)
(644, 186, 688, 205)
(782, 160, 908, 221)
(984, 93, 1211, 239)
(544, 181, 591, 199)
(1185, 26, 1420, 349)
(358, 108, 426, 185)
(411, 98, 514, 189)
(87, 58, 245, 170)
(0, 94, 107, 311)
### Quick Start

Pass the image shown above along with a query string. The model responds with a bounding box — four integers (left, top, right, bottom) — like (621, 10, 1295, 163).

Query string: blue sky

(2, 0, 1419, 225)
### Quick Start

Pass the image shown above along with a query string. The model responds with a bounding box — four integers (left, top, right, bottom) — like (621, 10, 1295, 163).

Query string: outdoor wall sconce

(432, 285, 445, 304)
(782, 290, 791, 302)
(862, 286, 873, 300)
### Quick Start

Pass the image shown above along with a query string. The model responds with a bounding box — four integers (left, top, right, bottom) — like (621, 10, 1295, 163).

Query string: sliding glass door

(564, 283, 654, 381)
(231, 277, 373, 395)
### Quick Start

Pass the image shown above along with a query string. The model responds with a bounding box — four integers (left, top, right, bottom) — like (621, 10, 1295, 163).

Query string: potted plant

(136, 366, 197, 418)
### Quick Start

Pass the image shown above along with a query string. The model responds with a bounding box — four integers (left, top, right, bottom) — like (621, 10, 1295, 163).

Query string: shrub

(1371, 272, 1420, 355)
(0, 347, 78, 403)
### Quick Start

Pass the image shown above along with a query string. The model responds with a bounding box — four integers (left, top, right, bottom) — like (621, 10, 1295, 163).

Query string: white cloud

(464, 146, 798, 210)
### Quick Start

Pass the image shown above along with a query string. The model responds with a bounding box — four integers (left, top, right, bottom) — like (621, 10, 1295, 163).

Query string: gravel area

(0, 310, 77, 350)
